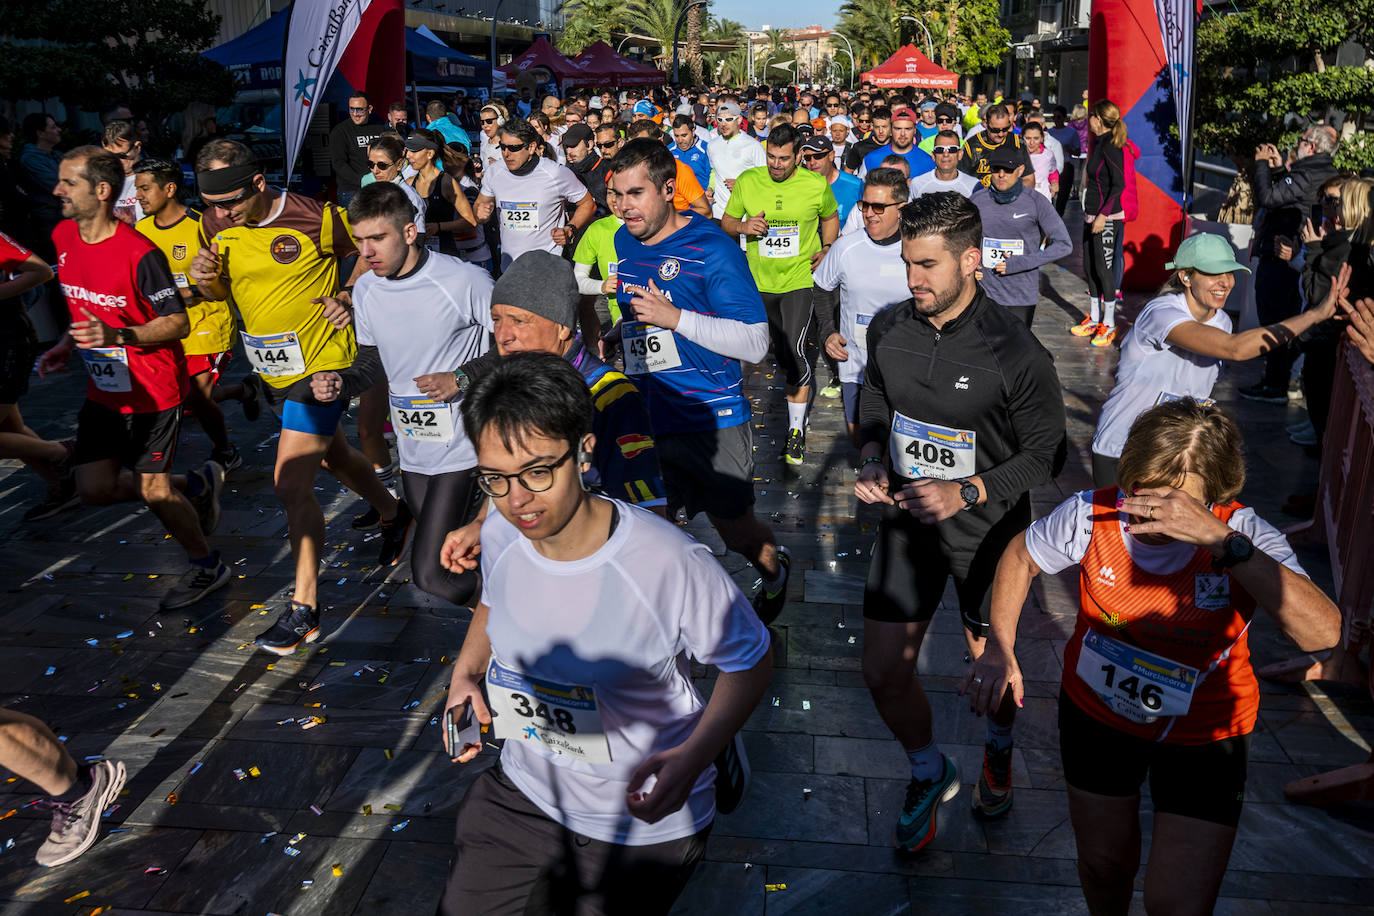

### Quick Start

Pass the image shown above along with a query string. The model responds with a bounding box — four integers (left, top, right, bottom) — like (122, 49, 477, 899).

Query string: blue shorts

(261, 375, 346, 436)
(841, 381, 862, 425)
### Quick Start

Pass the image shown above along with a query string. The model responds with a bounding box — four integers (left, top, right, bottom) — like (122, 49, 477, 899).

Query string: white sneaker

(35, 759, 127, 867)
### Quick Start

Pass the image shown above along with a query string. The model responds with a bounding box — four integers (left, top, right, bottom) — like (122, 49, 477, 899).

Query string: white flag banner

(1154, 0, 1196, 175)
(283, 0, 374, 182)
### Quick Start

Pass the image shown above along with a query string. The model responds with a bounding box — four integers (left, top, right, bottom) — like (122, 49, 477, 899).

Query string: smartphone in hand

(445, 703, 482, 759)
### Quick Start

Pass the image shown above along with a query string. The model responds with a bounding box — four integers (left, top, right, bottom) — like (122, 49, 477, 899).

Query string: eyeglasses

(932, 145, 960, 155)
(476, 448, 575, 498)
(858, 200, 893, 214)
(936, 117, 956, 123)
(803, 152, 831, 162)
(369, 160, 396, 171)
(480, 116, 498, 124)
(857, 118, 872, 124)
(202, 186, 256, 210)
(596, 139, 620, 150)
(499, 142, 531, 152)
(1323, 194, 1342, 205)
(349, 107, 369, 114)
(985, 126, 1009, 135)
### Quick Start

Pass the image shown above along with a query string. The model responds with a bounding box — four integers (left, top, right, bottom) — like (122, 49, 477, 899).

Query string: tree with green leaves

(556, 0, 638, 55)
(836, 0, 1009, 78)
(1195, 0, 1374, 171)
(0, 0, 235, 128)
(703, 17, 748, 85)
(627, 0, 683, 70)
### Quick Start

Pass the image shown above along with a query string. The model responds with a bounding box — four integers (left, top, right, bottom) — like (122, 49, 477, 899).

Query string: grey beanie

(491, 250, 579, 328)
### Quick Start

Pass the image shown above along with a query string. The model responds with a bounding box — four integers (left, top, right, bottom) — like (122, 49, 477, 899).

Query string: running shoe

(185, 460, 224, 536)
(238, 373, 262, 423)
(24, 475, 79, 522)
(1289, 422, 1318, 446)
(159, 557, 232, 610)
(253, 602, 321, 655)
(713, 731, 752, 815)
(351, 506, 382, 531)
(35, 759, 127, 867)
(894, 756, 959, 854)
(971, 742, 1014, 818)
(819, 383, 841, 399)
(377, 499, 414, 566)
(783, 429, 805, 466)
(211, 444, 243, 473)
(1090, 324, 1116, 348)
(1069, 316, 1097, 337)
(1237, 383, 1288, 405)
(751, 546, 791, 625)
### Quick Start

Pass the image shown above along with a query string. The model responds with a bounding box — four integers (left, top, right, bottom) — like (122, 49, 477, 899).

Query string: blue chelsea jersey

(614, 212, 765, 435)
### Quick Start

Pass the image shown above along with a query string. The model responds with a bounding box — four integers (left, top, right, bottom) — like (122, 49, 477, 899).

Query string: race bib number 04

(389, 394, 455, 442)
(81, 347, 131, 393)
(888, 412, 976, 480)
(240, 330, 306, 378)
(622, 323, 683, 375)
(486, 657, 612, 764)
(500, 201, 539, 233)
(1075, 630, 1199, 723)
(853, 312, 875, 352)
(981, 237, 1025, 266)
(760, 223, 801, 259)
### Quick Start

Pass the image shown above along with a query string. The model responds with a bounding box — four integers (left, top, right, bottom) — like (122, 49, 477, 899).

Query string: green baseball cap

(1166, 232, 1251, 275)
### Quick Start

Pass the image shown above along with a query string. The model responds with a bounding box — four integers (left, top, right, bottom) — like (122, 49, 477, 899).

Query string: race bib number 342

(389, 394, 455, 441)
(486, 658, 612, 764)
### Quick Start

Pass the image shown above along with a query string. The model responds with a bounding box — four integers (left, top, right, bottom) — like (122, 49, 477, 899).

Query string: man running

(855, 192, 1064, 850)
(958, 104, 1035, 189)
(474, 119, 595, 271)
(860, 108, 934, 179)
(722, 123, 839, 466)
(132, 157, 252, 470)
(608, 139, 792, 623)
(189, 139, 408, 655)
(908, 130, 982, 199)
(844, 106, 890, 174)
(670, 114, 712, 198)
(705, 100, 765, 219)
(37, 147, 230, 611)
(436, 352, 772, 916)
(801, 135, 862, 224)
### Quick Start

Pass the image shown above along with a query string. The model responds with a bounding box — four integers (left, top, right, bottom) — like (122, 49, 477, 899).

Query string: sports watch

(956, 478, 980, 511)
(116, 327, 135, 346)
(1212, 531, 1255, 570)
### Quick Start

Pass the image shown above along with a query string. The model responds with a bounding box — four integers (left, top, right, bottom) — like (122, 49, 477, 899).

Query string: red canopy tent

(571, 41, 666, 87)
(860, 45, 959, 90)
(498, 37, 587, 89)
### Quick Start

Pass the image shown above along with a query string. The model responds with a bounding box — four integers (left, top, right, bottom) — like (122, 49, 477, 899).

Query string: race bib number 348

(486, 658, 612, 764)
(888, 412, 976, 480)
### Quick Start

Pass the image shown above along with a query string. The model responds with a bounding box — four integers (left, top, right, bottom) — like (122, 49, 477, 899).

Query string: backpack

(1121, 139, 1141, 221)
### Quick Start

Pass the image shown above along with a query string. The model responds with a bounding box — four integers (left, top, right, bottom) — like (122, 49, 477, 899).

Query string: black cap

(795, 123, 815, 139)
(561, 123, 594, 147)
(986, 143, 1024, 171)
(800, 134, 833, 154)
(934, 102, 961, 122)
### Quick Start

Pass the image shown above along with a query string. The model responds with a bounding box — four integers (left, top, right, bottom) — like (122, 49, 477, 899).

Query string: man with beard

(854, 192, 1064, 849)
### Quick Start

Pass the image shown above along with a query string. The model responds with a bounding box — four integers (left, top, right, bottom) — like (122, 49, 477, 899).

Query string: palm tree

(703, 17, 747, 84)
(837, 0, 899, 68)
(626, 0, 681, 69)
(684, 1, 705, 84)
(555, 0, 636, 55)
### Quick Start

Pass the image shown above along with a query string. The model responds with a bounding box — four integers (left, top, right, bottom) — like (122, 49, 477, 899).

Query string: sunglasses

(480, 116, 498, 124)
(499, 142, 531, 152)
(596, 139, 620, 150)
(348, 107, 369, 113)
(203, 186, 256, 209)
(858, 200, 893, 214)
(986, 126, 1009, 135)
(936, 117, 956, 123)
(857, 118, 872, 124)
(933, 145, 960, 155)
(1323, 194, 1342, 204)
(802, 152, 831, 162)
(369, 160, 396, 170)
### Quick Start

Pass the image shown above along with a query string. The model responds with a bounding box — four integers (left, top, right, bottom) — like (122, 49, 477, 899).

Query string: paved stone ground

(1, 239, 1372, 915)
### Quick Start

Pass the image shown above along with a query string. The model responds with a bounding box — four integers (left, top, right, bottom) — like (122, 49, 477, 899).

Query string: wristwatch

(115, 327, 135, 346)
(956, 478, 980, 511)
(454, 368, 471, 396)
(1213, 531, 1255, 571)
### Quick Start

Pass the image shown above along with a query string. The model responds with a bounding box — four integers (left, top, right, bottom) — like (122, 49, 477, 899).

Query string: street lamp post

(671, 0, 709, 85)
(617, 34, 636, 55)
(897, 15, 935, 63)
(832, 31, 855, 89)
(490, 0, 506, 90)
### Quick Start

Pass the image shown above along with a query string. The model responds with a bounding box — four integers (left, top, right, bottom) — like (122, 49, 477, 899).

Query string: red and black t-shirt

(0, 230, 37, 336)
(53, 220, 187, 413)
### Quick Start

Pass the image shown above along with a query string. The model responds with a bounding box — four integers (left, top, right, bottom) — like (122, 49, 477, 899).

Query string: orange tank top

(1061, 487, 1260, 744)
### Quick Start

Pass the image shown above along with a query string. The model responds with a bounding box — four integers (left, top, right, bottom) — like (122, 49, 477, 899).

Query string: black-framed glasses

(1323, 194, 1342, 205)
(858, 200, 893, 214)
(476, 448, 575, 497)
(932, 145, 960, 154)
(499, 142, 531, 152)
(369, 160, 396, 171)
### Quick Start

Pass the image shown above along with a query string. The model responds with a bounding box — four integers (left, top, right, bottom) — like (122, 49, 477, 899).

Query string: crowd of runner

(1, 77, 1372, 915)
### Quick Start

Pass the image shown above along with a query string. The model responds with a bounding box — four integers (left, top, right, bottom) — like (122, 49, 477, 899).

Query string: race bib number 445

(889, 412, 976, 480)
(486, 657, 612, 764)
(760, 223, 800, 259)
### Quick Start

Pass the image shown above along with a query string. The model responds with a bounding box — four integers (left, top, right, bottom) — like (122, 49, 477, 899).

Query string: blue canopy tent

(407, 27, 491, 91)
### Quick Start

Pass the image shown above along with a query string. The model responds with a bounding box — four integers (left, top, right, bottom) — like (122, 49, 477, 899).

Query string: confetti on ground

(802, 788, 812, 799)
(188, 762, 203, 776)
(165, 793, 177, 805)
(383, 749, 393, 759)
(261, 831, 278, 843)
(65, 891, 90, 903)
(331, 862, 343, 877)
(383, 804, 402, 812)
(283, 847, 301, 856)
(771, 697, 779, 707)
(802, 700, 811, 711)
(248, 766, 261, 778)
(765, 884, 787, 892)
(391, 820, 409, 832)
(289, 833, 306, 844)
(310, 805, 323, 816)
(115, 630, 133, 639)
(144, 866, 167, 875)
(300, 879, 313, 888)
(362, 805, 372, 815)
(44, 667, 55, 676)
(85, 638, 98, 646)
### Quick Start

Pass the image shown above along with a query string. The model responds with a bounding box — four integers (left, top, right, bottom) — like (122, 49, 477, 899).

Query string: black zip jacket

(1253, 153, 1337, 254)
(859, 287, 1065, 531)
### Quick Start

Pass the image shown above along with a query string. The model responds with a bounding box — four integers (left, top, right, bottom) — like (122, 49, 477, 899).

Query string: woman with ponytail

(1072, 100, 1129, 348)
(403, 128, 480, 261)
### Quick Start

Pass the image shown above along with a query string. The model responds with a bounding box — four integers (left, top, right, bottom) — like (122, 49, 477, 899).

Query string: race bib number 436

(622, 323, 682, 375)
(486, 657, 612, 764)
(889, 412, 976, 480)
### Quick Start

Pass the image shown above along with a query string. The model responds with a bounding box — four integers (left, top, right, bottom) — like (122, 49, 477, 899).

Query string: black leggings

(1083, 219, 1122, 300)
(760, 289, 816, 389)
(401, 467, 481, 607)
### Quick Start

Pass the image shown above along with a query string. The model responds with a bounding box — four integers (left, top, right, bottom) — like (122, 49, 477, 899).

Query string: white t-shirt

(1091, 293, 1230, 459)
(353, 249, 494, 474)
(909, 170, 982, 199)
(478, 157, 589, 269)
(390, 176, 428, 235)
(113, 174, 144, 226)
(1025, 489, 1306, 578)
(707, 131, 766, 218)
(812, 229, 909, 384)
(481, 500, 771, 845)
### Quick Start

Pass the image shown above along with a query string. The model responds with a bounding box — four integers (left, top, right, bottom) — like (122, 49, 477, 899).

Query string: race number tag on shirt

(760, 223, 801, 259)
(622, 323, 683, 375)
(80, 347, 131, 393)
(423, 235, 442, 253)
(240, 330, 306, 378)
(388, 394, 455, 442)
(500, 201, 539, 232)
(171, 272, 191, 290)
(981, 237, 1025, 266)
(486, 657, 612, 764)
(888, 412, 976, 480)
(1155, 391, 1217, 408)
(1075, 630, 1199, 723)
(853, 312, 875, 351)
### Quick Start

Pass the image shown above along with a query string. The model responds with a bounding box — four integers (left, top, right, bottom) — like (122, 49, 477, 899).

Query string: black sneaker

(159, 557, 231, 610)
(970, 742, 1014, 818)
(377, 500, 414, 566)
(211, 444, 243, 473)
(24, 475, 79, 522)
(1238, 383, 1288, 405)
(238, 373, 262, 423)
(713, 731, 751, 815)
(352, 506, 382, 531)
(783, 429, 804, 466)
(253, 602, 321, 656)
(185, 460, 224, 536)
(751, 546, 791, 625)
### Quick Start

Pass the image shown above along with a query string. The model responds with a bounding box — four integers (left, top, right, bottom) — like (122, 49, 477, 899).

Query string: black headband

(196, 163, 261, 196)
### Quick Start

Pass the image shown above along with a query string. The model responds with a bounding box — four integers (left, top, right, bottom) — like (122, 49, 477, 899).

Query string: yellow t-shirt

(136, 209, 236, 356)
(201, 191, 358, 387)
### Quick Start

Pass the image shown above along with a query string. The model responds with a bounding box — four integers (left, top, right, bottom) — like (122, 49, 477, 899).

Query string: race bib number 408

(486, 657, 612, 764)
(888, 412, 976, 480)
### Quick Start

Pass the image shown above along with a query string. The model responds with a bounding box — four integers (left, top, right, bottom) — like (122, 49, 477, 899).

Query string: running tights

(1083, 219, 1122, 301)
(401, 467, 481, 607)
